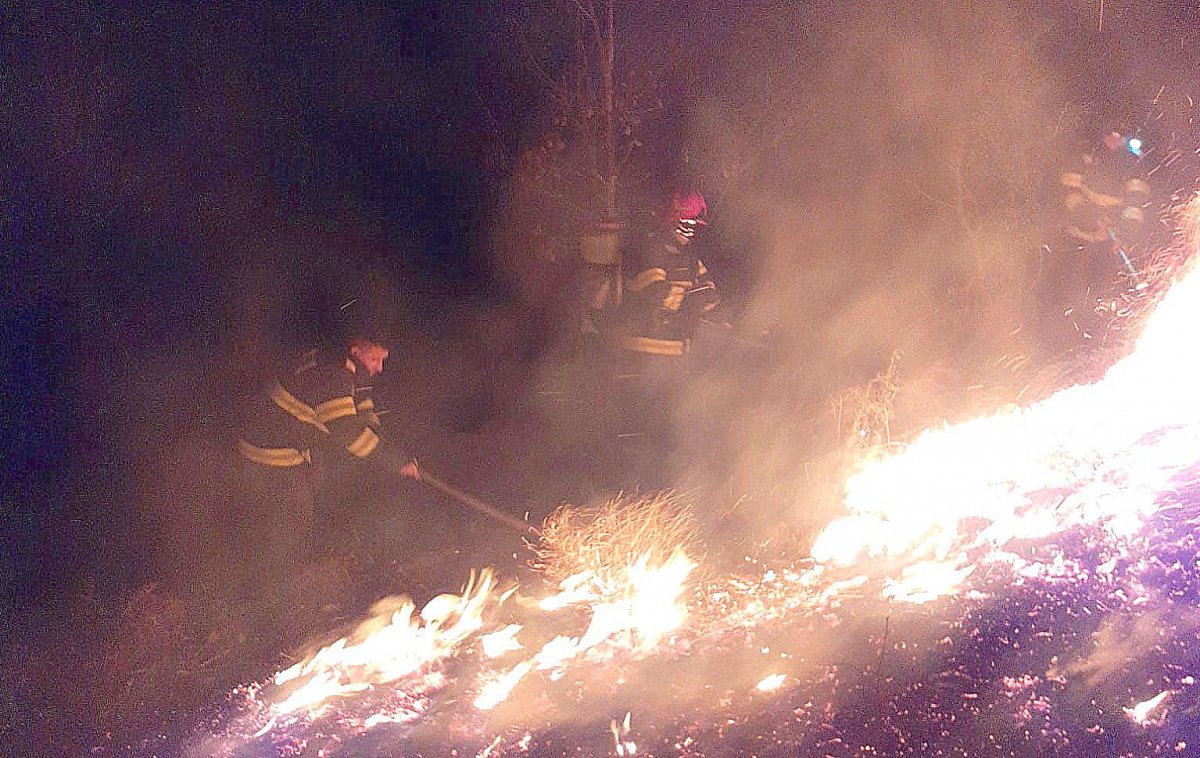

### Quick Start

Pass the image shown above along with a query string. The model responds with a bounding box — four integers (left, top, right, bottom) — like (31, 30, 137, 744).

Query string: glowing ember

(755, 673, 787, 691)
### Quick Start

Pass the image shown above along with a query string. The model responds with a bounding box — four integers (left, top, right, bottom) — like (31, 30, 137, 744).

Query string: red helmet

(670, 190, 709, 225)
(667, 190, 708, 240)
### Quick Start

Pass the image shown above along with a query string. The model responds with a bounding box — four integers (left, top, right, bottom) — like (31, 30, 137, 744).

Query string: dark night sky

(3, 1, 1200, 601)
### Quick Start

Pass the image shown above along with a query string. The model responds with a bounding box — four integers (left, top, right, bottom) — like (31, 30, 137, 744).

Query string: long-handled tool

(419, 469, 539, 535)
(1107, 228, 1148, 290)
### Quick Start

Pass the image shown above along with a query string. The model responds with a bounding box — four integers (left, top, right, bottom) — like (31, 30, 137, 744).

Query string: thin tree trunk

(602, 0, 616, 220)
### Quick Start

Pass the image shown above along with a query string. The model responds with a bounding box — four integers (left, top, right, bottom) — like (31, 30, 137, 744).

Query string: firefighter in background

(232, 304, 419, 586)
(620, 190, 720, 357)
(1050, 128, 1152, 341)
(616, 190, 720, 446)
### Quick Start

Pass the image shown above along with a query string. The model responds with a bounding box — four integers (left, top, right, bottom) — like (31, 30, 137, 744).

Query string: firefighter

(615, 190, 720, 449)
(1050, 128, 1152, 339)
(231, 305, 419, 586)
(619, 190, 720, 358)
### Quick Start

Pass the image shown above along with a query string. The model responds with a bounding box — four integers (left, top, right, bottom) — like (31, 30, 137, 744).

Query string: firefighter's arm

(315, 392, 383, 459)
(627, 265, 671, 303)
(319, 394, 420, 481)
(693, 260, 720, 313)
(355, 392, 383, 429)
(328, 411, 420, 481)
(1060, 172, 1122, 208)
(314, 393, 410, 475)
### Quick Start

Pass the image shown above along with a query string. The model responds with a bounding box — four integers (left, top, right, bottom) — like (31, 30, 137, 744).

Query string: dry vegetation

(530, 492, 701, 591)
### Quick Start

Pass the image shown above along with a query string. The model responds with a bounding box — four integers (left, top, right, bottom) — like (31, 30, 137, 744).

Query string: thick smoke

(665, 2, 1138, 539)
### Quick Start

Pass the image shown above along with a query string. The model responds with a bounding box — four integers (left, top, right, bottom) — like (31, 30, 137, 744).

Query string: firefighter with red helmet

(1044, 126, 1154, 347)
(610, 190, 721, 450)
(232, 301, 419, 585)
(619, 190, 720, 358)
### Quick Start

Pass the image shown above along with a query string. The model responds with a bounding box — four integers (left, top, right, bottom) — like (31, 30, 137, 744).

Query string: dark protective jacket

(237, 348, 405, 469)
(619, 233, 719, 356)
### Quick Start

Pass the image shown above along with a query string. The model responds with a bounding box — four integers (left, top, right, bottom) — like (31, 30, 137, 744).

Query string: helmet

(668, 190, 708, 239)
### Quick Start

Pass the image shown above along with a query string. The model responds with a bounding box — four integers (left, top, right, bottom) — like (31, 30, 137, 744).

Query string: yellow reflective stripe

(663, 283, 687, 311)
(315, 395, 357, 424)
(629, 267, 667, 292)
(1125, 178, 1150, 196)
(346, 427, 380, 458)
(236, 439, 310, 467)
(1081, 185, 1122, 208)
(269, 382, 330, 434)
(619, 335, 686, 356)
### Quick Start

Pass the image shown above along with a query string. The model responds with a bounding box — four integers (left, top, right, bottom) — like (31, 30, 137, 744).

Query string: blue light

(1126, 137, 1144, 156)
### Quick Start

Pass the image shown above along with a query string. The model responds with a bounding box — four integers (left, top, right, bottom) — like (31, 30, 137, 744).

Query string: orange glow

(807, 235, 1200, 604)
(271, 569, 503, 716)
(265, 548, 696, 720)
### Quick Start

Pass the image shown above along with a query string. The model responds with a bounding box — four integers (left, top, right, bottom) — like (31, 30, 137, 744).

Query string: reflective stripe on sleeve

(236, 439, 310, 467)
(629, 267, 668, 292)
(315, 395, 357, 424)
(269, 382, 330, 434)
(618, 335, 687, 356)
(346, 427, 380, 458)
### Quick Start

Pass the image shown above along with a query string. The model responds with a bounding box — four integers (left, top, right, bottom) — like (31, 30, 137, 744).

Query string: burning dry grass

(531, 492, 702, 590)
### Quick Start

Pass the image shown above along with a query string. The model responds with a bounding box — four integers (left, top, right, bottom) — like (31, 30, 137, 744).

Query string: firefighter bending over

(232, 306, 419, 585)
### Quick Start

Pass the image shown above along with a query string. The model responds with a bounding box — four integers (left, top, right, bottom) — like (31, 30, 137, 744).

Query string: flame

(807, 237, 1200, 603)
(610, 711, 637, 756)
(475, 547, 696, 710)
(263, 542, 696, 721)
(1125, 690, 1171, 726)
(271, 569, 505, 715)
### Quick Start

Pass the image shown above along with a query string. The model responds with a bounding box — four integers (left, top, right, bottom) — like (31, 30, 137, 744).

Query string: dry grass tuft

(829, 350, 902, 455)
(530, 492, 701, 589)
